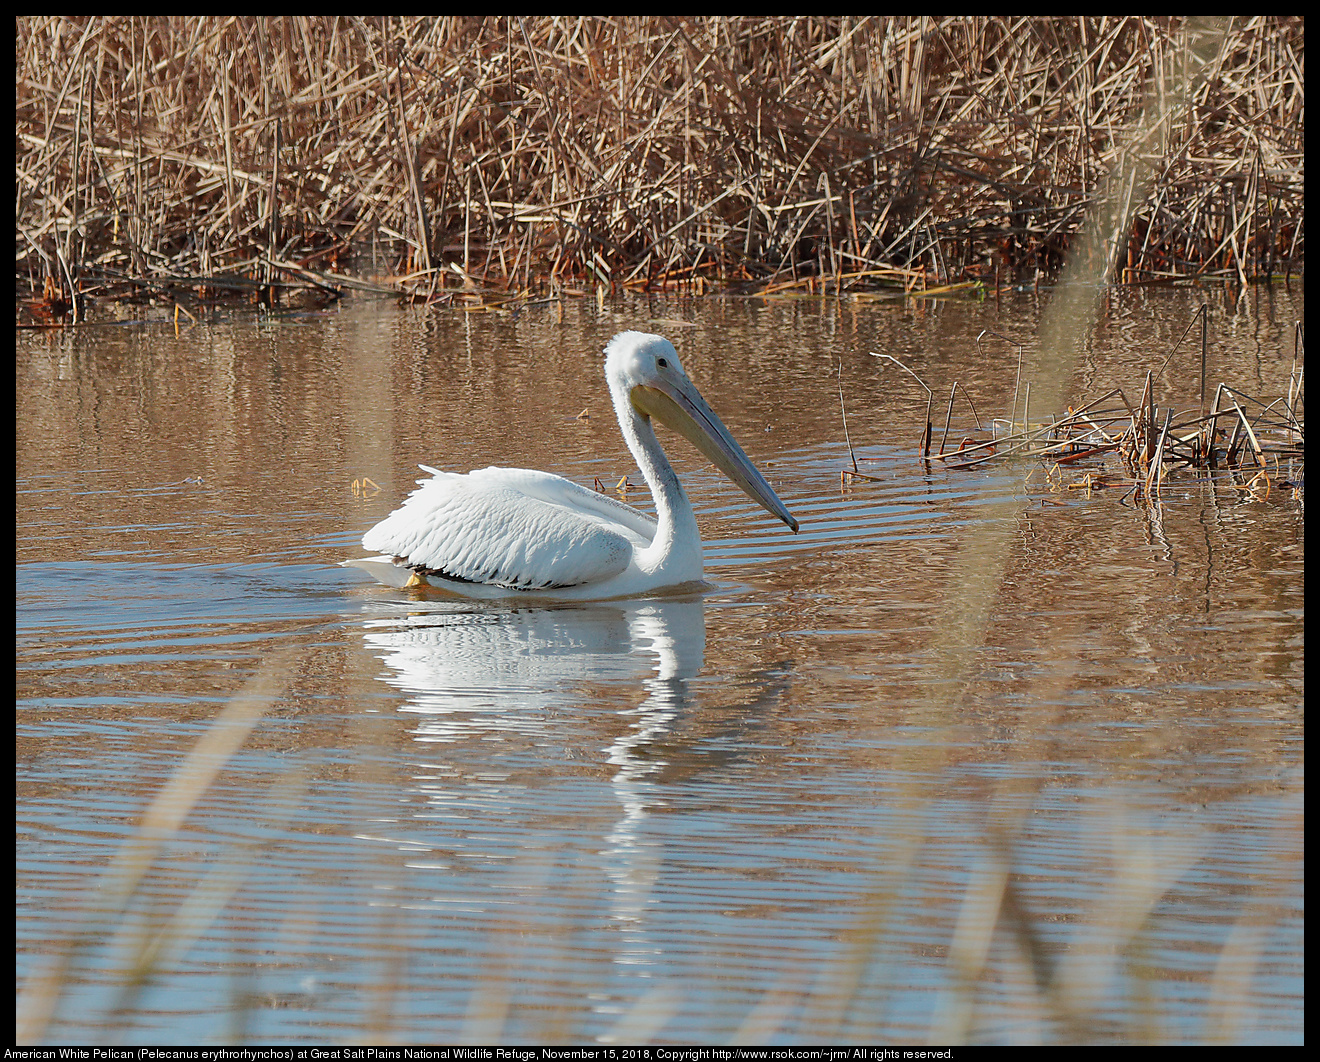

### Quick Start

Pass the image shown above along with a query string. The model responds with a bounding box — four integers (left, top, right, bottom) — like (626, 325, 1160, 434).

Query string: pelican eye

(657, 357, 668, 368)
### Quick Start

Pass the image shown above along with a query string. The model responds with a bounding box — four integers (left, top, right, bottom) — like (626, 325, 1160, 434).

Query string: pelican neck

(614, 394, 700, 554)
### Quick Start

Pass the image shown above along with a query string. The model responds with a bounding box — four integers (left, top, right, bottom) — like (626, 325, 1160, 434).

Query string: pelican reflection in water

(344, 331, 797, 598)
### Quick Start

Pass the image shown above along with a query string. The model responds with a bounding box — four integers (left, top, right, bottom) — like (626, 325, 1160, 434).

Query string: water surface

(16, 286, 1304, 1044)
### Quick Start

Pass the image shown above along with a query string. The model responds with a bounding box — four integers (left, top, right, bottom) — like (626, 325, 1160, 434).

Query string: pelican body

(344, 331, 797, 599)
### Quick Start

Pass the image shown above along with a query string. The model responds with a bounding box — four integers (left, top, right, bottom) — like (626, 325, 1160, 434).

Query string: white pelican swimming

(343, 330, 798, 599)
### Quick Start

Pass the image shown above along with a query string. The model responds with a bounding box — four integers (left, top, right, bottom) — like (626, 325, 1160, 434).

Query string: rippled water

(16, 286, 1303, 1044)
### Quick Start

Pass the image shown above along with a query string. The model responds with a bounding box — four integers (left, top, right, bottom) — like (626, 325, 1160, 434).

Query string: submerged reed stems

(843, 306, 1304, 507)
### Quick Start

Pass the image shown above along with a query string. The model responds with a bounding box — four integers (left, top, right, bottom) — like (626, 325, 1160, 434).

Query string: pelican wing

(361, 466, 656, 590)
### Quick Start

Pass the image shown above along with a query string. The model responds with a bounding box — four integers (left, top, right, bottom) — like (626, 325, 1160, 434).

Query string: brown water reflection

(16, 286, 1303, 1044)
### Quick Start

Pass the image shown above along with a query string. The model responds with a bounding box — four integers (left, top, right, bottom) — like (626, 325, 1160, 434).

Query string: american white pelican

(343, 330, 798, 599)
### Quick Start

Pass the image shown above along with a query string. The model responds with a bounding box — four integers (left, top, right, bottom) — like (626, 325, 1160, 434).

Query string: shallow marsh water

(16, 286, 1303, 1044)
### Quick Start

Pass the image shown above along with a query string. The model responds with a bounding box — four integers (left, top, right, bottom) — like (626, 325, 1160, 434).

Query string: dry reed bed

(16, 16, 1306, 318)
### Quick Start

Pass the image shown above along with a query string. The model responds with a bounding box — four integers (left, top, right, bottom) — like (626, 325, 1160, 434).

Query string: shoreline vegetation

(16, 16, 1304, 322)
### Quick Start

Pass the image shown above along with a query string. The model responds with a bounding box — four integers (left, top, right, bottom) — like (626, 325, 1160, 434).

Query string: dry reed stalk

(16, 17, 1305, 318)
(15, 650, 302, 1042)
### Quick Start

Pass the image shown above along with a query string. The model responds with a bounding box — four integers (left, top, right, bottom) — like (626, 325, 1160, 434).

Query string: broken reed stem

(871, 353, 933, 459)
(1145, 408, 1174, 495)
(940, 383, 957, 457)
(839, 361, 858, 474)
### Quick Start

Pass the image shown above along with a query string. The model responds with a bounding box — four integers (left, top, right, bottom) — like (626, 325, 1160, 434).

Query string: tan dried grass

(15, 16, 1305, 312)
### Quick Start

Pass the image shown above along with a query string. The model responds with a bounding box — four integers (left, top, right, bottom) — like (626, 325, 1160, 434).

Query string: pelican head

(604, 331, 798, 533)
